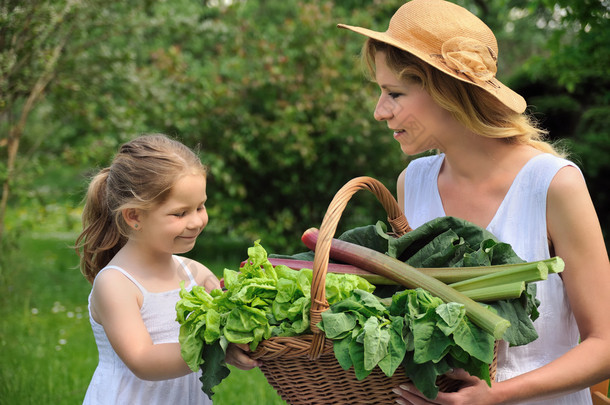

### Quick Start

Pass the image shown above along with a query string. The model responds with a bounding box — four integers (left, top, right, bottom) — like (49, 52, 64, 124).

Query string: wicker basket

(250, 176, 497, 404)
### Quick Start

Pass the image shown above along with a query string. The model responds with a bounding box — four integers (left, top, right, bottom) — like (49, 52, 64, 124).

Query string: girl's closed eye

(389, 92, 403, 99)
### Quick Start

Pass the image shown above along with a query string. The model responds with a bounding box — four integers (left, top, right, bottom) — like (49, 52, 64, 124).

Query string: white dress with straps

(83, 256, 212, 405)
(402, 153, 592, 405)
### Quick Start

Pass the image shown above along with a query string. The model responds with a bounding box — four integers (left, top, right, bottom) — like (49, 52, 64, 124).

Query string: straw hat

(337, 0, 526, 113)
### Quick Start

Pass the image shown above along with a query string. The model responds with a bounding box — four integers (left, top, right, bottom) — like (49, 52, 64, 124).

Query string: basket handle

(307, 176, 411, 359)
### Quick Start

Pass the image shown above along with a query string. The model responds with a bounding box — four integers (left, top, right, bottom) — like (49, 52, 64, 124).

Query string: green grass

(0, 230, 286, 405)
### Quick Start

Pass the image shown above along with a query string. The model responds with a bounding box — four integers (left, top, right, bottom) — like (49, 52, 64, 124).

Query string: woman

(338, 0, 610, 403)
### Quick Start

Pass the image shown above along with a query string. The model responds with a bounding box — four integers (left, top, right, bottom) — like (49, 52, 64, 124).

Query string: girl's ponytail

(76, 168, 125, 284)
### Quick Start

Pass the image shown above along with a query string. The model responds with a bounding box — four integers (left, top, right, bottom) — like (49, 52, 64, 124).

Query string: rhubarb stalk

(302, 227, 511, 340)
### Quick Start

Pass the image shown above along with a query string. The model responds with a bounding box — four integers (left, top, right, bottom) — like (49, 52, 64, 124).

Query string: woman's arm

(397, 168, 407, 213)
(542, 166, 610, 385)
(493, 165, 610, 403)
(395, 166, 610, 404)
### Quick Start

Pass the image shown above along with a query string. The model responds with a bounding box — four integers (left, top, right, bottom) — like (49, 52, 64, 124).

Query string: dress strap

(97, 265, 148, 294)
(174, 256, 197, 286)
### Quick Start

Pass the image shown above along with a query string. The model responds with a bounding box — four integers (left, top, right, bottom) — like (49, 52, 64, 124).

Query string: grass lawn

(0, 230, 286, 405)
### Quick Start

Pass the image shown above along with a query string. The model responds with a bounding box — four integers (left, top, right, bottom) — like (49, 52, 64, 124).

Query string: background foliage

(1, 0, 609, 403)
(2, 0, 609, 254)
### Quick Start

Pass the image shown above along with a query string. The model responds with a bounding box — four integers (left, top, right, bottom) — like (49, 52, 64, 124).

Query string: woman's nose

(374, 95, 393, 121)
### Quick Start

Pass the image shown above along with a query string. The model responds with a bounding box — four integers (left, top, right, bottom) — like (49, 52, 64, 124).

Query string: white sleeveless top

(83, 256, 212, 405)
(403, 153, 592, 404)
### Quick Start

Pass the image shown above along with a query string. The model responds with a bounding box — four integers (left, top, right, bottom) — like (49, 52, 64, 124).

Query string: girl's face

(138, 173, 208, 255)
(373, 51, 452, 155)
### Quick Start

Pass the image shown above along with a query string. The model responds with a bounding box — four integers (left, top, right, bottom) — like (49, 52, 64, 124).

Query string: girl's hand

(225, 343, 262, 371)
(393, 369, 497, 405)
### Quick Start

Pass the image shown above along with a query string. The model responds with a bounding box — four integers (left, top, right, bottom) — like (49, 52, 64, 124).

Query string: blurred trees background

(2, 0, 609, 256)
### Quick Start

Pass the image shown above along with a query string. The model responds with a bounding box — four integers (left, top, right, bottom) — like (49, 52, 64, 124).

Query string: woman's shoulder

(401, 152, 444, 181)
(408, 152, 444, 167)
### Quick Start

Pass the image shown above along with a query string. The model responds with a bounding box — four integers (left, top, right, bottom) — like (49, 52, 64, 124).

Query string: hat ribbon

(440, 37, 498, 85)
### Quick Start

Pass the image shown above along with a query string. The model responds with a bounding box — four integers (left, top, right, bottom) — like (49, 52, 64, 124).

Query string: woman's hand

(393, 369, 497, 405)
(225, 343, 262, 371)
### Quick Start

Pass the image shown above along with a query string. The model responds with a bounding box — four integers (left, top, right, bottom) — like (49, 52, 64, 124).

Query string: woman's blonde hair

(75, 134, 206, 284)
(363, 39, 564, 157)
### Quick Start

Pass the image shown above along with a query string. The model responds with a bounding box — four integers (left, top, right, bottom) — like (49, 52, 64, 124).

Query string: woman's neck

(440, 134, 535, 183)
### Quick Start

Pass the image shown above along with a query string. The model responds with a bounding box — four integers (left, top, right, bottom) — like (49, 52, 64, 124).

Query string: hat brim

(337, 23, 526, 114)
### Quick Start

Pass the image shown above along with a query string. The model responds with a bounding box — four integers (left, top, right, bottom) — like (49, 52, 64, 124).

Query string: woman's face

(373, 51, 453, 155)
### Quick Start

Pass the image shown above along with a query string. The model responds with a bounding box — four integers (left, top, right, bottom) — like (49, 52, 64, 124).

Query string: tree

(0, 0, 82, 242)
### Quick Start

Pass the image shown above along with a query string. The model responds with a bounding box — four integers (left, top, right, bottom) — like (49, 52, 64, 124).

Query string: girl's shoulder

(93, 265, 141, 291)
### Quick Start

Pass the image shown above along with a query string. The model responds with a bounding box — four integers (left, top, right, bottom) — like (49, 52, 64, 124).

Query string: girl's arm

(90, 270, 192, 380)
(182, 257, 262, 370)
(181, 258, 221, 292)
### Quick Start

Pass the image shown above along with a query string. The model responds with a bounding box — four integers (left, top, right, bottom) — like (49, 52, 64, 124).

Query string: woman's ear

(122, 208, 141, 231)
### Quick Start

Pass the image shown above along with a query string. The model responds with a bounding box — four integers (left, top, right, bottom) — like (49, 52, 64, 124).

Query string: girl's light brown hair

(75, 134, 206, 284)
(363, 39, 565, 157)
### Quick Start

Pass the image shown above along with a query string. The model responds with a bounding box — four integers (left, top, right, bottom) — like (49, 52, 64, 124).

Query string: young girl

(338, 0, 610, 404)
(76, 134, 259, 404)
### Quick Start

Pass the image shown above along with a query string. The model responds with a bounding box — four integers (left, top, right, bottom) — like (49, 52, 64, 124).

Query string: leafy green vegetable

(175, 240, 375, 399)
(318, 287, 495, 400)
(178, 216, 546, 400)
(315, 218, 541, 346)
